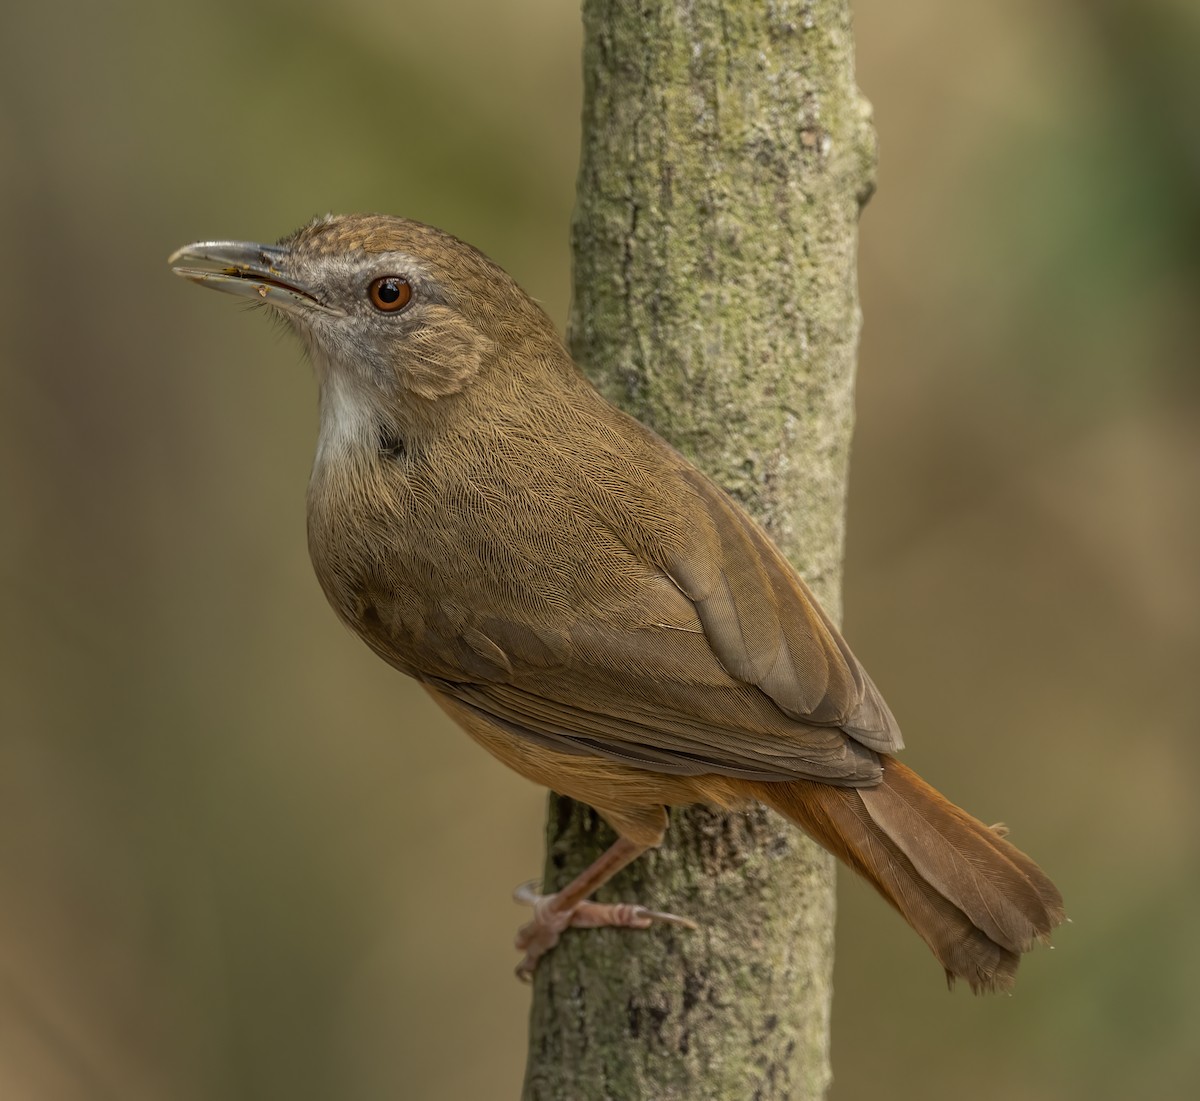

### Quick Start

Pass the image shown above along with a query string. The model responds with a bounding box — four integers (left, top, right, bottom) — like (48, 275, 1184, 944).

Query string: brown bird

(170, 214, 1064, 991)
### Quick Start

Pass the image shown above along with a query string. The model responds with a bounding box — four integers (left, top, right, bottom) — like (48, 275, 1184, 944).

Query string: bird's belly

(424, 685, 751, 846)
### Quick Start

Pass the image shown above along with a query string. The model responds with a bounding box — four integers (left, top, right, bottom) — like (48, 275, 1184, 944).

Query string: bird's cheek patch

(400, 305, 493, 400)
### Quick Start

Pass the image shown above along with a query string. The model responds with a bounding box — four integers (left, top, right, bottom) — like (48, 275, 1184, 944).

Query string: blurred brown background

(2, 1, 1197, 1098)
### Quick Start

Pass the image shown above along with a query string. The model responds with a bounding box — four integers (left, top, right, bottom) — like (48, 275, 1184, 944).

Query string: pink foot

(512, 881, 697, 980)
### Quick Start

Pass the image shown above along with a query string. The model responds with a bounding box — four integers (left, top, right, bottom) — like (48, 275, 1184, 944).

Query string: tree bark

(523, 3, 875, 1098)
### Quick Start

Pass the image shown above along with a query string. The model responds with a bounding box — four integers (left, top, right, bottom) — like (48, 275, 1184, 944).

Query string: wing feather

(407, 447, 901, 784)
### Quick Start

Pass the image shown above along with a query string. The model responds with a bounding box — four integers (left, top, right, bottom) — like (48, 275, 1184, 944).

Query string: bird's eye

(368, 276, 412, 313)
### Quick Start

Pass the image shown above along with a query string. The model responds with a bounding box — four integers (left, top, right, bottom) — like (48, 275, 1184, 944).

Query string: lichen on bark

(523, 3, 875, 1098)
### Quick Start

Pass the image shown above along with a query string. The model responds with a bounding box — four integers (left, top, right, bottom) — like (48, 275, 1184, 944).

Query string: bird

(169, 213, 1064, 991)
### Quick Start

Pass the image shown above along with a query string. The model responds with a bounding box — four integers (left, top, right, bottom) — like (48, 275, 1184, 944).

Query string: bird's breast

(304, 414, 700, 679)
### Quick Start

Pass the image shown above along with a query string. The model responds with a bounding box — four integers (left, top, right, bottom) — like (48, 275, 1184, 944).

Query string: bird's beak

(168, 241, 345, 316)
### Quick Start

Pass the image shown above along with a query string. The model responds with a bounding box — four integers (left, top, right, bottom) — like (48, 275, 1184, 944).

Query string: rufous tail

(749, 757, 1065, 992)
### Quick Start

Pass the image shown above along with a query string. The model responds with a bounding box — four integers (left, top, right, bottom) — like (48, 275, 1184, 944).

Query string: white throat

(314, 366, 378, 469)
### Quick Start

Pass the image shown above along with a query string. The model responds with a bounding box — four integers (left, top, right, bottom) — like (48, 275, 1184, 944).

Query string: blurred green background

(2, 1, 1197, 1098)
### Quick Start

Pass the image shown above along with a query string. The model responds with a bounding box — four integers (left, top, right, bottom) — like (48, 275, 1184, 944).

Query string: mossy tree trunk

(523, 3, 876, 1098)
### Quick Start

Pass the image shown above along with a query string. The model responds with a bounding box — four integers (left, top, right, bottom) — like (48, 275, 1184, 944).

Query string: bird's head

(172, 212, 565, 404)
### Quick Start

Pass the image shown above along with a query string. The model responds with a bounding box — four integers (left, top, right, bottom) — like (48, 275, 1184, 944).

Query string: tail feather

(750, 756, 1065, 993)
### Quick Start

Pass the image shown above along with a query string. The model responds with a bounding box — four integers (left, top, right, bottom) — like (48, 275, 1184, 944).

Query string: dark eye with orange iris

(368, 276, 412, 312)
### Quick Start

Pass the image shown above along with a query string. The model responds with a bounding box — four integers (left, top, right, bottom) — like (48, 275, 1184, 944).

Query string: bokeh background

(2, 1, 1197, 1098)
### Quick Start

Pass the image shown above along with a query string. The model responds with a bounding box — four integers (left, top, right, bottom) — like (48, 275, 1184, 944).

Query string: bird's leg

(513, 835, 696, 979)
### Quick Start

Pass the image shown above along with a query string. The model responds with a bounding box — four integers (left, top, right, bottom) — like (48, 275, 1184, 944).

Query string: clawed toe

(632, 907, 698, 930)
(511, 881, 697, 978)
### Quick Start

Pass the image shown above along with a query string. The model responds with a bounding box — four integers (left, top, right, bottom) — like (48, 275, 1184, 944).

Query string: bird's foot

(511, 880, 696, 980)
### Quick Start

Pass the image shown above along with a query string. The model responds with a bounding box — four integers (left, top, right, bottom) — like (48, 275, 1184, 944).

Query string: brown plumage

(170, 214, 1065, 991)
